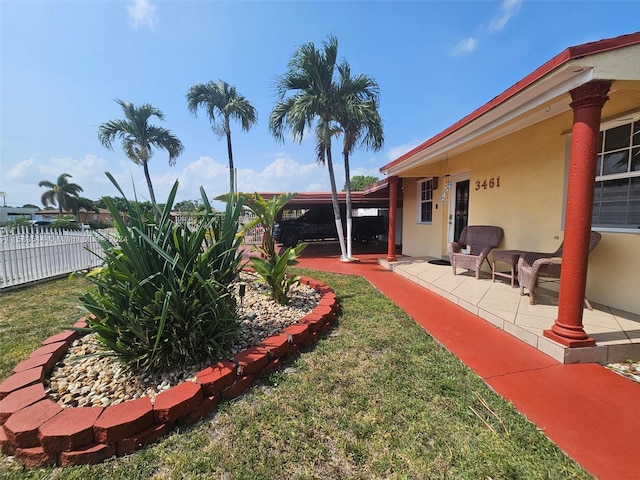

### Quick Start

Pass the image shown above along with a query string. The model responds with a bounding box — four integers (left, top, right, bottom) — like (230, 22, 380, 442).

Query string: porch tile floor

(379, 256, 640, 364)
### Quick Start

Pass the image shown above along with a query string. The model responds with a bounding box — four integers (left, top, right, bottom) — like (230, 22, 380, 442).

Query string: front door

(447, 172, 470, 243)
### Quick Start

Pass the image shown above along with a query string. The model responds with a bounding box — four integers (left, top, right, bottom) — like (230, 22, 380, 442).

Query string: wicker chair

(447, 225, 504, 279)
(518, 231, 602, 308)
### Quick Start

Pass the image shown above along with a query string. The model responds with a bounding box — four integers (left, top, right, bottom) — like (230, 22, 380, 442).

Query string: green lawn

(0, 271, 592, 479)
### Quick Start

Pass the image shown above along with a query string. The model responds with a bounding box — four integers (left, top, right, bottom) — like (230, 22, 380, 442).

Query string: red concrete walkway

(295, 244, 640, 480)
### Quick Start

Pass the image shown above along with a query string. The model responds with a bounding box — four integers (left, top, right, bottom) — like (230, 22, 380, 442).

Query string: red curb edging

(0, 383, 47, 423)
(39, 406, 103, 453)
(153, 382, 203, 424)
(0, 278, 339, 468)
(4, 399, 63, 449)
(0, 367, 45, 399)
(93, 397, 154, 445)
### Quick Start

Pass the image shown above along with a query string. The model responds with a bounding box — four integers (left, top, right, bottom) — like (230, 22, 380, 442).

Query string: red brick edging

(0, 276, 338, 468)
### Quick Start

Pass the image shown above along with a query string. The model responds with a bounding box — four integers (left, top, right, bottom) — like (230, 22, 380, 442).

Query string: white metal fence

(0, 217, 266, 289)
(0, 226, 106, 289)
(239, 213, 264, 246)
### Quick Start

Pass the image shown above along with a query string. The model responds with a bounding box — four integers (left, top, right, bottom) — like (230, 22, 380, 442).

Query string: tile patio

(379, 255, 640, 364)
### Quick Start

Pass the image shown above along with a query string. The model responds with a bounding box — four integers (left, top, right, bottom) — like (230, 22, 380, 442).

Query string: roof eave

(381, 32, 640, 177)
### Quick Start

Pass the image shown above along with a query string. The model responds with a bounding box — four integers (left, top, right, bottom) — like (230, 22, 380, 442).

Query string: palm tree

(38, 174, 83, 215)
(335, 63, 384, 259)
(270, 34, 379, 261)
(98, 99, 184, 209)
(186, 80, 257, 193)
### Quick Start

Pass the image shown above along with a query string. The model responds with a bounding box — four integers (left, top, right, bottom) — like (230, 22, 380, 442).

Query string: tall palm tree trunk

(142, 161, 158, 209)
(344, 153, 353, 260)
(226, 123, 235, 193)
(326, 148, 347, 260)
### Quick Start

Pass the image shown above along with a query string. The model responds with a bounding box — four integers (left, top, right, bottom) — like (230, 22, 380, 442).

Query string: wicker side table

(492, 250, 522, 288)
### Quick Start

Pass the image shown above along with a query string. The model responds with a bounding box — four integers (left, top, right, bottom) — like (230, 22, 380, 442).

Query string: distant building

(0, 207, 38, 225)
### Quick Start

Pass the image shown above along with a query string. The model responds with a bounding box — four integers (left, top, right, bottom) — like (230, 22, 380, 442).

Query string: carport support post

(386, 175, 399, 262)
(544, 81, 611, 348)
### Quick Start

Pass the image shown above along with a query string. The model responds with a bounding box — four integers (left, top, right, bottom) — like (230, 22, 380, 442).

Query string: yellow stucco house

(377, 32, 639, 357)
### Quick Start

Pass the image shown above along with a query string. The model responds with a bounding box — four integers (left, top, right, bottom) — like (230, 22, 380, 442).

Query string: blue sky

(1, 0, 639, 208)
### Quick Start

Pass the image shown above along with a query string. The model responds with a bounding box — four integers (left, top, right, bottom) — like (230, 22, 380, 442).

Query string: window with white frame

(417, 178, 435, 223)
(592, 119, 640, 230)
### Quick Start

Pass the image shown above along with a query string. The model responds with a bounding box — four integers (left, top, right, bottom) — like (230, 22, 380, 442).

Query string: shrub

(80, 174, 245, 372)
(52, 215, 82, 230)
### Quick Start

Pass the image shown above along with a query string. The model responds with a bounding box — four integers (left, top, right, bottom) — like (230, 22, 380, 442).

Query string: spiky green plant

(217, 191, 296, 262)
(80, 173, 244, 372)
(217, 192, 305, 304)
(250, 244, 306, 305)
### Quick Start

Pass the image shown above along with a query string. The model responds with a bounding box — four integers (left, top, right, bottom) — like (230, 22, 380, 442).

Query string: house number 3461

(475, 177, 501, 190)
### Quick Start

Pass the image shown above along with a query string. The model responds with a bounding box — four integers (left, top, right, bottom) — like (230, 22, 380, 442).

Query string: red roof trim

(381, 31, 640, 173)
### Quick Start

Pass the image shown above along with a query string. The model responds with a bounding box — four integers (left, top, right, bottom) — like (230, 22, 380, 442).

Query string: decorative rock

(1, 273, 338, 468)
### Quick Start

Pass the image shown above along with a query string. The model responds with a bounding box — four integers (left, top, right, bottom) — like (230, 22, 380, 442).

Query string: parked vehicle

(29, 220, 52, 227)
(273, 205, 386, 247)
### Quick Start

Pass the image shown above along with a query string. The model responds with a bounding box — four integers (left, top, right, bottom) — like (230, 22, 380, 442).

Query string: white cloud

(488, 0, 522, 33)
(0, 153, 342, 209)
(451, 37, 478, 56)
(236, 155, 332, 193)
(385, 142, 420, 161)
(450, 0, 521, 56)
(127, 0, 157, 29)
(6, 158, 36, 180)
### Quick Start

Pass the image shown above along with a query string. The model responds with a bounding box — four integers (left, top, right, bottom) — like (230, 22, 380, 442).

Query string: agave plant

(80, 173, 245, 372)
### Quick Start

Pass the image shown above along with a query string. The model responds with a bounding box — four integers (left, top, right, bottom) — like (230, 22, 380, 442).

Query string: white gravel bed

(45, 272, 321, 408)
(606, 361, 640, 384)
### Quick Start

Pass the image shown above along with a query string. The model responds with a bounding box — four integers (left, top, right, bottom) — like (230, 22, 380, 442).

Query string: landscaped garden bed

(0, 274, 339, 468)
